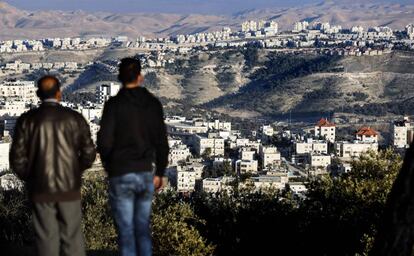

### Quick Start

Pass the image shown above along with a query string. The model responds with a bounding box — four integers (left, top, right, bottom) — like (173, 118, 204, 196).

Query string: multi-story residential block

(293, 21, 309, 32)
(89, 122, 100, 142)
(193, 134, 224, 157)
(0, 142, 10, 171)
(175, 162, 205, 193)
(166, 121, 209, 135)
(351, 26, 364, 33)
(0, 101, 28, 117)
(335, 141, 378, 159)
(356, 127, 378, 143)
(259, 145, 281, 168)
(288, 182, 308, 195)
(392, 117, 414, 148)
(261, 125, 274, 137)
(407, 24, 414, 39)
(202, 176, 235, 193)
(242, 20, 258, 32)
(309, 154, 332, 169)
(314, 118, 336, 142)
(235, 159, 258, 174)
(2, 118, 17, 137)
(77, 107, 103, 122)
(241, 148, 256, 161)
(176, 166, 197, 193)
(96, 83, 121, 104)
(205, 120, 231, 131)
(247, 173, 288, 191)
(295, 139, 328, 155)
(169, 143, 191, 166)
(263, 21, 278, 36)
(0, 80, 37, 103)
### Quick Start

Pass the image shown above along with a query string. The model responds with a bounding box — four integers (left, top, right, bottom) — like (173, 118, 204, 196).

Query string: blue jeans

(109, 172, 154, 256)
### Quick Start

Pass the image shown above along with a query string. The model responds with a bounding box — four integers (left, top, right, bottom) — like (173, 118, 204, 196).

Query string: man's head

(36, 75, 62, 101)
(118, 58, 144, 88)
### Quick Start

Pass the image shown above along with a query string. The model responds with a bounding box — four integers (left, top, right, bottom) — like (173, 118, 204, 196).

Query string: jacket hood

(117, 87, 152, 107)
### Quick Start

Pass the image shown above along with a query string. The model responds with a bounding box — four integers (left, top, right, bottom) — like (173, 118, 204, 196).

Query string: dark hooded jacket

(97, 87, 169, 177)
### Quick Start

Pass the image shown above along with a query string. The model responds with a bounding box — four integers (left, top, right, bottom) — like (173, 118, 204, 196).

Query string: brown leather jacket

(9, 101, 96, 202)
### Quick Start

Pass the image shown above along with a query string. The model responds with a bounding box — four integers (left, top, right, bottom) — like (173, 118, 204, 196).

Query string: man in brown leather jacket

(9, 75, 96, 256)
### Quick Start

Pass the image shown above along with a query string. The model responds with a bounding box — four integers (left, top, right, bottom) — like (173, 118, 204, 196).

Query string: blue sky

(3, 0, 411, 14)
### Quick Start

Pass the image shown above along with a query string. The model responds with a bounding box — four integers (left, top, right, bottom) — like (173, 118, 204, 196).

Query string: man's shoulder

(143, 89, 162, 107)
(55, 105, 86, 122)
(104, 95, 120, 107)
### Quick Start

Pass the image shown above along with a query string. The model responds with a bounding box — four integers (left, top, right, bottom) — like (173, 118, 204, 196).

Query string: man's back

(10, 101, 96, 201)
(97, 57, 169, 256)
(97, 87, 169, 177)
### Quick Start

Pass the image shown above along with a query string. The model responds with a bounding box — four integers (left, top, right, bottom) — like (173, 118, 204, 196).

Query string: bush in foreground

(0, 149, 403, 255)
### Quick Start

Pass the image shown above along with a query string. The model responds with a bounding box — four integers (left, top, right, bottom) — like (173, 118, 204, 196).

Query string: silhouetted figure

(9, 76, 96, 256)
(97, 58, 169, 256)
(371, 144, 414, 256)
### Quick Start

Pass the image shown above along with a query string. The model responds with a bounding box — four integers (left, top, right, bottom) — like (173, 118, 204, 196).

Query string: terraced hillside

(2, 47, 414, 120)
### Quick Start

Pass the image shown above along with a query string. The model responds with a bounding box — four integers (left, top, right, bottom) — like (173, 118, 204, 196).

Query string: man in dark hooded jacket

(97, 57, 169, 256)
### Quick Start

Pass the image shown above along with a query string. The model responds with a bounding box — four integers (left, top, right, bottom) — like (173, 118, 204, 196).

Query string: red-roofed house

(314, 118, 336, 142)
(356, 127, 378, 143)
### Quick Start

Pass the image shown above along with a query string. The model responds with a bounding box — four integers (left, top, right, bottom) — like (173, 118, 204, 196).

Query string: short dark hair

(36, 75, 61, 100)
(118, 58, 142, 85)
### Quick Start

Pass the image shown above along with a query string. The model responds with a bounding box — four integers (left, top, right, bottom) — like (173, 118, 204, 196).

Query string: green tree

(152, 203, 215, 256)
(303, 149, 402, 255)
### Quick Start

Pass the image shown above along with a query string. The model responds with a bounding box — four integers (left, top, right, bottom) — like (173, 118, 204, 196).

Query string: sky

(3, 0, 411, 14)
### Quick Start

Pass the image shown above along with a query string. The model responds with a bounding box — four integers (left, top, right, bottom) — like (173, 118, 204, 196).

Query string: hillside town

(0, 75, 412, 196)
(1, 20, 414, 73)
(1, 19, 414, 194)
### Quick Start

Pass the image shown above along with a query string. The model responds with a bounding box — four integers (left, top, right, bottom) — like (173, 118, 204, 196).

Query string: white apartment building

(176, 167, 197, 193)
(96, 83, 121, 104)
(263, 21, 278, 36)
(89, 122, 100, 142)
(295, 139, 328, 155)
(169, 143, 191, 166)
(193, 134, 224, 157)
(335, 141, 378, 159)
(351, 26, 364, 33)
(205, 120, 231, 131)
(356, 127, 378, 143)
(261, 125, 274, 137)
(310, 154, 332, 169)
(0, 101, 28, 117)
(242, 20, 258, 32)
(0, 80, 37, 103)
(167, 121, 208, 135)
(314, 118, 336, 142)
(407, 24, 414, 39)
(392, 118, 414, 148)
(77, 107, 103, 122)
(0, 142, 10, 171)
(247, 173, 288, 191)
(202, 176, 235, 193)
(2, 118, 17, 137)
(235, 159, 258, 174)
(288, 182, 308, 195)
(241, 148, 256, 161)
(259, 145, 281, 168)
(229, 138, 256, 149)
(293, 21, 309, 32)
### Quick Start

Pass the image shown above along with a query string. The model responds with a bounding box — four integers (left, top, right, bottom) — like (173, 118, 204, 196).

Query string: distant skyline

(3, 0, 412, 14)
